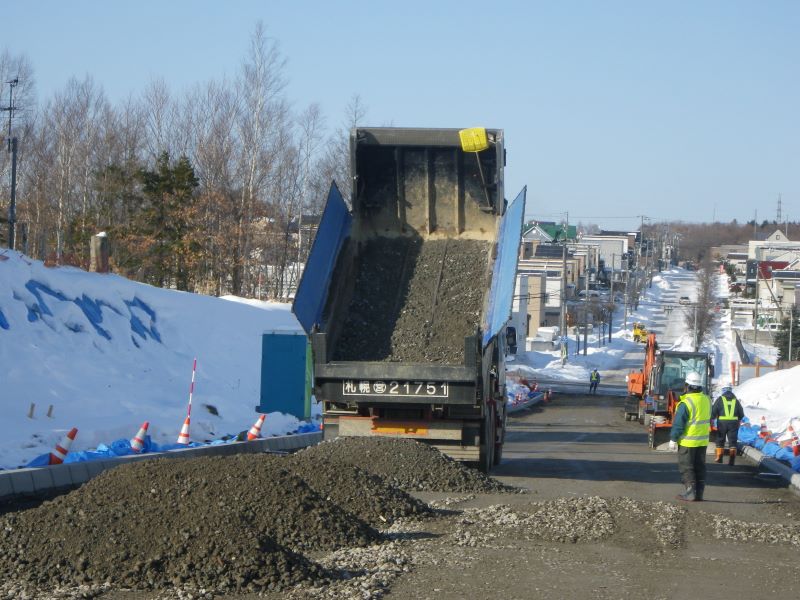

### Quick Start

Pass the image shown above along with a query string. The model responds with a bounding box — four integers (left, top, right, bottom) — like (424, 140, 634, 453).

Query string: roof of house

(534, 244, 568, 259)
(538, 223, 577, 241)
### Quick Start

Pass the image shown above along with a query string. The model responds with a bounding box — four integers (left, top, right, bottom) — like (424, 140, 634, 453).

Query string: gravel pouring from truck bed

(333, 237, 490, 363)
(297, 437, 513, 493)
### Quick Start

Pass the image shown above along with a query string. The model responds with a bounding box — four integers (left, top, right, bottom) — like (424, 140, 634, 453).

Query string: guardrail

(532, 378, 629, 397)
(0, 432, 322, 503)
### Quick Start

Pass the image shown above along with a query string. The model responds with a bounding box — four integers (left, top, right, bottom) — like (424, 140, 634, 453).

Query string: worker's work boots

(728, 448, 736, 466)
(695, 483, 705, 501)
(714, 447, 724, 463)
(676, 485, 696, 502)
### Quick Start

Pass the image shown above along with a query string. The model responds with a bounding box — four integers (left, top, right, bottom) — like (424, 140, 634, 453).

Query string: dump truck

(292, 127, 526, 472)
(623, 333, 714, 447)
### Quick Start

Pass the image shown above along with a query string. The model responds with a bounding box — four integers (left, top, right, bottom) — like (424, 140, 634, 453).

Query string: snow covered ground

(0, 250, 318, 470)
(507, 266, 800, 470)
(508, 267, 702, 386)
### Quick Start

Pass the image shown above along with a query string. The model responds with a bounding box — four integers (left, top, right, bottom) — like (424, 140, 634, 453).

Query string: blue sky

(4, 0, 799, 231)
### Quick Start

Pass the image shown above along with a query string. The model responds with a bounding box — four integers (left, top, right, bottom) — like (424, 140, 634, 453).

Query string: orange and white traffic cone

(759, 416, 769, 439)
(49, 427, 78, 465)
(130, 421, 149, 453)
(790, 425, 800, 457)
(247, 414, 266, 441)
(177, 415, 191, 445)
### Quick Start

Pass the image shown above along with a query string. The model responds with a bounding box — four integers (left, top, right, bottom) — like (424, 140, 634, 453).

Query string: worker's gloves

(668, 440, 678, 451)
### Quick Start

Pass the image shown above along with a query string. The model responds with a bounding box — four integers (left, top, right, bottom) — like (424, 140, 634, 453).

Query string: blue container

(258, 331, 310, 419)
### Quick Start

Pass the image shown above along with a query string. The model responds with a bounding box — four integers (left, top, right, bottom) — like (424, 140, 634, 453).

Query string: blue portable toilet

(257, 330, 311, 419)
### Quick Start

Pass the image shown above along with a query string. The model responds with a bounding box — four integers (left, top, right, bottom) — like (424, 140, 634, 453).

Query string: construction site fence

(735, 360, 800, 386)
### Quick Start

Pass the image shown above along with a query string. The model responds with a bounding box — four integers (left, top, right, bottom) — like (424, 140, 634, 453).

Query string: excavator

(624, 333, 714, 448)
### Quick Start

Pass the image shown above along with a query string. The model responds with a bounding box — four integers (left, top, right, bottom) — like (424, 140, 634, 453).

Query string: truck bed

(333, 237, 490, 363)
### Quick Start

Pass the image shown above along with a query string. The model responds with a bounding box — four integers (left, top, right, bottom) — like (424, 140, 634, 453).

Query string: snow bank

(0, 250, 314, 469)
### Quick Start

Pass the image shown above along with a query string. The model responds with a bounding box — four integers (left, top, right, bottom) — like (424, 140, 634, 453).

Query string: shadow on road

(494, 457, 786, 491)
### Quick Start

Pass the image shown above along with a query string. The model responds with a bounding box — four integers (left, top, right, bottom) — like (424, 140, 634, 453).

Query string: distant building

(748, 229, 800, 261)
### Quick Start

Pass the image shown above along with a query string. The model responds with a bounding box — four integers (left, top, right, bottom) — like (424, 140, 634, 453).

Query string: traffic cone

(247, 414, 266, 441)
(759, 416, 769, 439)
(177, 415, 191, 445)
(130, 421, 149, 453)
(49, 427, 78, 465)
(790, 426, 800, 457)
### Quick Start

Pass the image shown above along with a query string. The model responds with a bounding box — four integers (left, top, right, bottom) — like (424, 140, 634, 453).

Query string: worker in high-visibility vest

(589, 369, 600, 395)
(711, 384, 744, 465)
(668, 371, 711, 502)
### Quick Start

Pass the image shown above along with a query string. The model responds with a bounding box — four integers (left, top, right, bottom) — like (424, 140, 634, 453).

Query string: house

(520, 222, 553, 259)
(579, 234, 628, 271)
(748, 230, 800, 261)
(510, 272, 547, 340)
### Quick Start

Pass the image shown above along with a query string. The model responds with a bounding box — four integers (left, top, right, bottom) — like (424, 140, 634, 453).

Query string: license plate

(342, 380, 449, 398)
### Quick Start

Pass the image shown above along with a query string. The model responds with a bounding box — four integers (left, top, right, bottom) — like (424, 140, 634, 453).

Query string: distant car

(765, 322, 782, 332)
(679, 296, 691, 305)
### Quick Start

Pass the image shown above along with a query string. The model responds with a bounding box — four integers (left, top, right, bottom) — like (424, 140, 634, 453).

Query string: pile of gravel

(610, 497, 686, 548)
(710, 514, 800, 545)
(0, 454, 384, 594)
(334, 237, 490, 363)
(298, 437, 510, 493)
(453, 497, 616, 547)
(284, 453, 431, 527)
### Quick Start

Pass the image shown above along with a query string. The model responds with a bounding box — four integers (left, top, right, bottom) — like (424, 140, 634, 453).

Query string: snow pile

(734, 366, 800, 439)
(0, 250, 315, 469)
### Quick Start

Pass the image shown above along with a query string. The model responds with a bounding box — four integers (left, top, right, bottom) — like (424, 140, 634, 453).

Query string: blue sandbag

(295, 422, 319, 434)
(790, 455, 800, 472)
(774, 446, 794, 462)
(761, 442, 781, 457)
(24, 426, 308, 468)
(753, 437, 766, 450)
(738, 425, 758, 445)
(26, 454, 51, 467)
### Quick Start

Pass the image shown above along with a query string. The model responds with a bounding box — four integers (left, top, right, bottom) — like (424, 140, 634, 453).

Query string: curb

(741, 445, 800, 492)
(0, 431, 323, 503)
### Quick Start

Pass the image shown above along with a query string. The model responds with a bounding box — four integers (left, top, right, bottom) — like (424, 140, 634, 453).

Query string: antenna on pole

(3, 77, 18, 152)
(777, 193, 782, 224)
(2, 77, 20, 249)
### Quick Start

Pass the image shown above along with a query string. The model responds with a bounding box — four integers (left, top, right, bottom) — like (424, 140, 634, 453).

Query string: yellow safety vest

(678, 392, 711, 447)
(719, 397, 738, 421)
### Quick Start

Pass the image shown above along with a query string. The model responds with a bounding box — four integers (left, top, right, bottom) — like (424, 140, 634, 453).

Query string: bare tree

(141, 78, 175, 162)
(234, 21, 289, 296)
(684, 257, 716, 351)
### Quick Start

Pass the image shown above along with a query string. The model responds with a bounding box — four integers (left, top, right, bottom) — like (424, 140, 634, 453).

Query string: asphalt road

(496, 393, 794, 515)
(388, 392, 800, 600)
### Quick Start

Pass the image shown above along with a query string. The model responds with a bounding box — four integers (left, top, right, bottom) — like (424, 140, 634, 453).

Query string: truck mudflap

(326, 415, 481, 462)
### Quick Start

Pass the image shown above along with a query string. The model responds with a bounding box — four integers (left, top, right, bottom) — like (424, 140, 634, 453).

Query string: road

(387, 393, 800, 600)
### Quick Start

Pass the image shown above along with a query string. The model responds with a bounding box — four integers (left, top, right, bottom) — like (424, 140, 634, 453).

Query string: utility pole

(623, 268, 629, 333)
(560, 242, 567, 366)
(693, 304, 698, 351)
(583, 260, 589, 355)
(2, 78, 19, 250)
(789, 308, 794, 362)
(754, 252, 760, 347)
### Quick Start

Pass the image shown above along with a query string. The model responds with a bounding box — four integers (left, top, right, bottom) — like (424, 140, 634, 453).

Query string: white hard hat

(685, 371, 702, 387)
